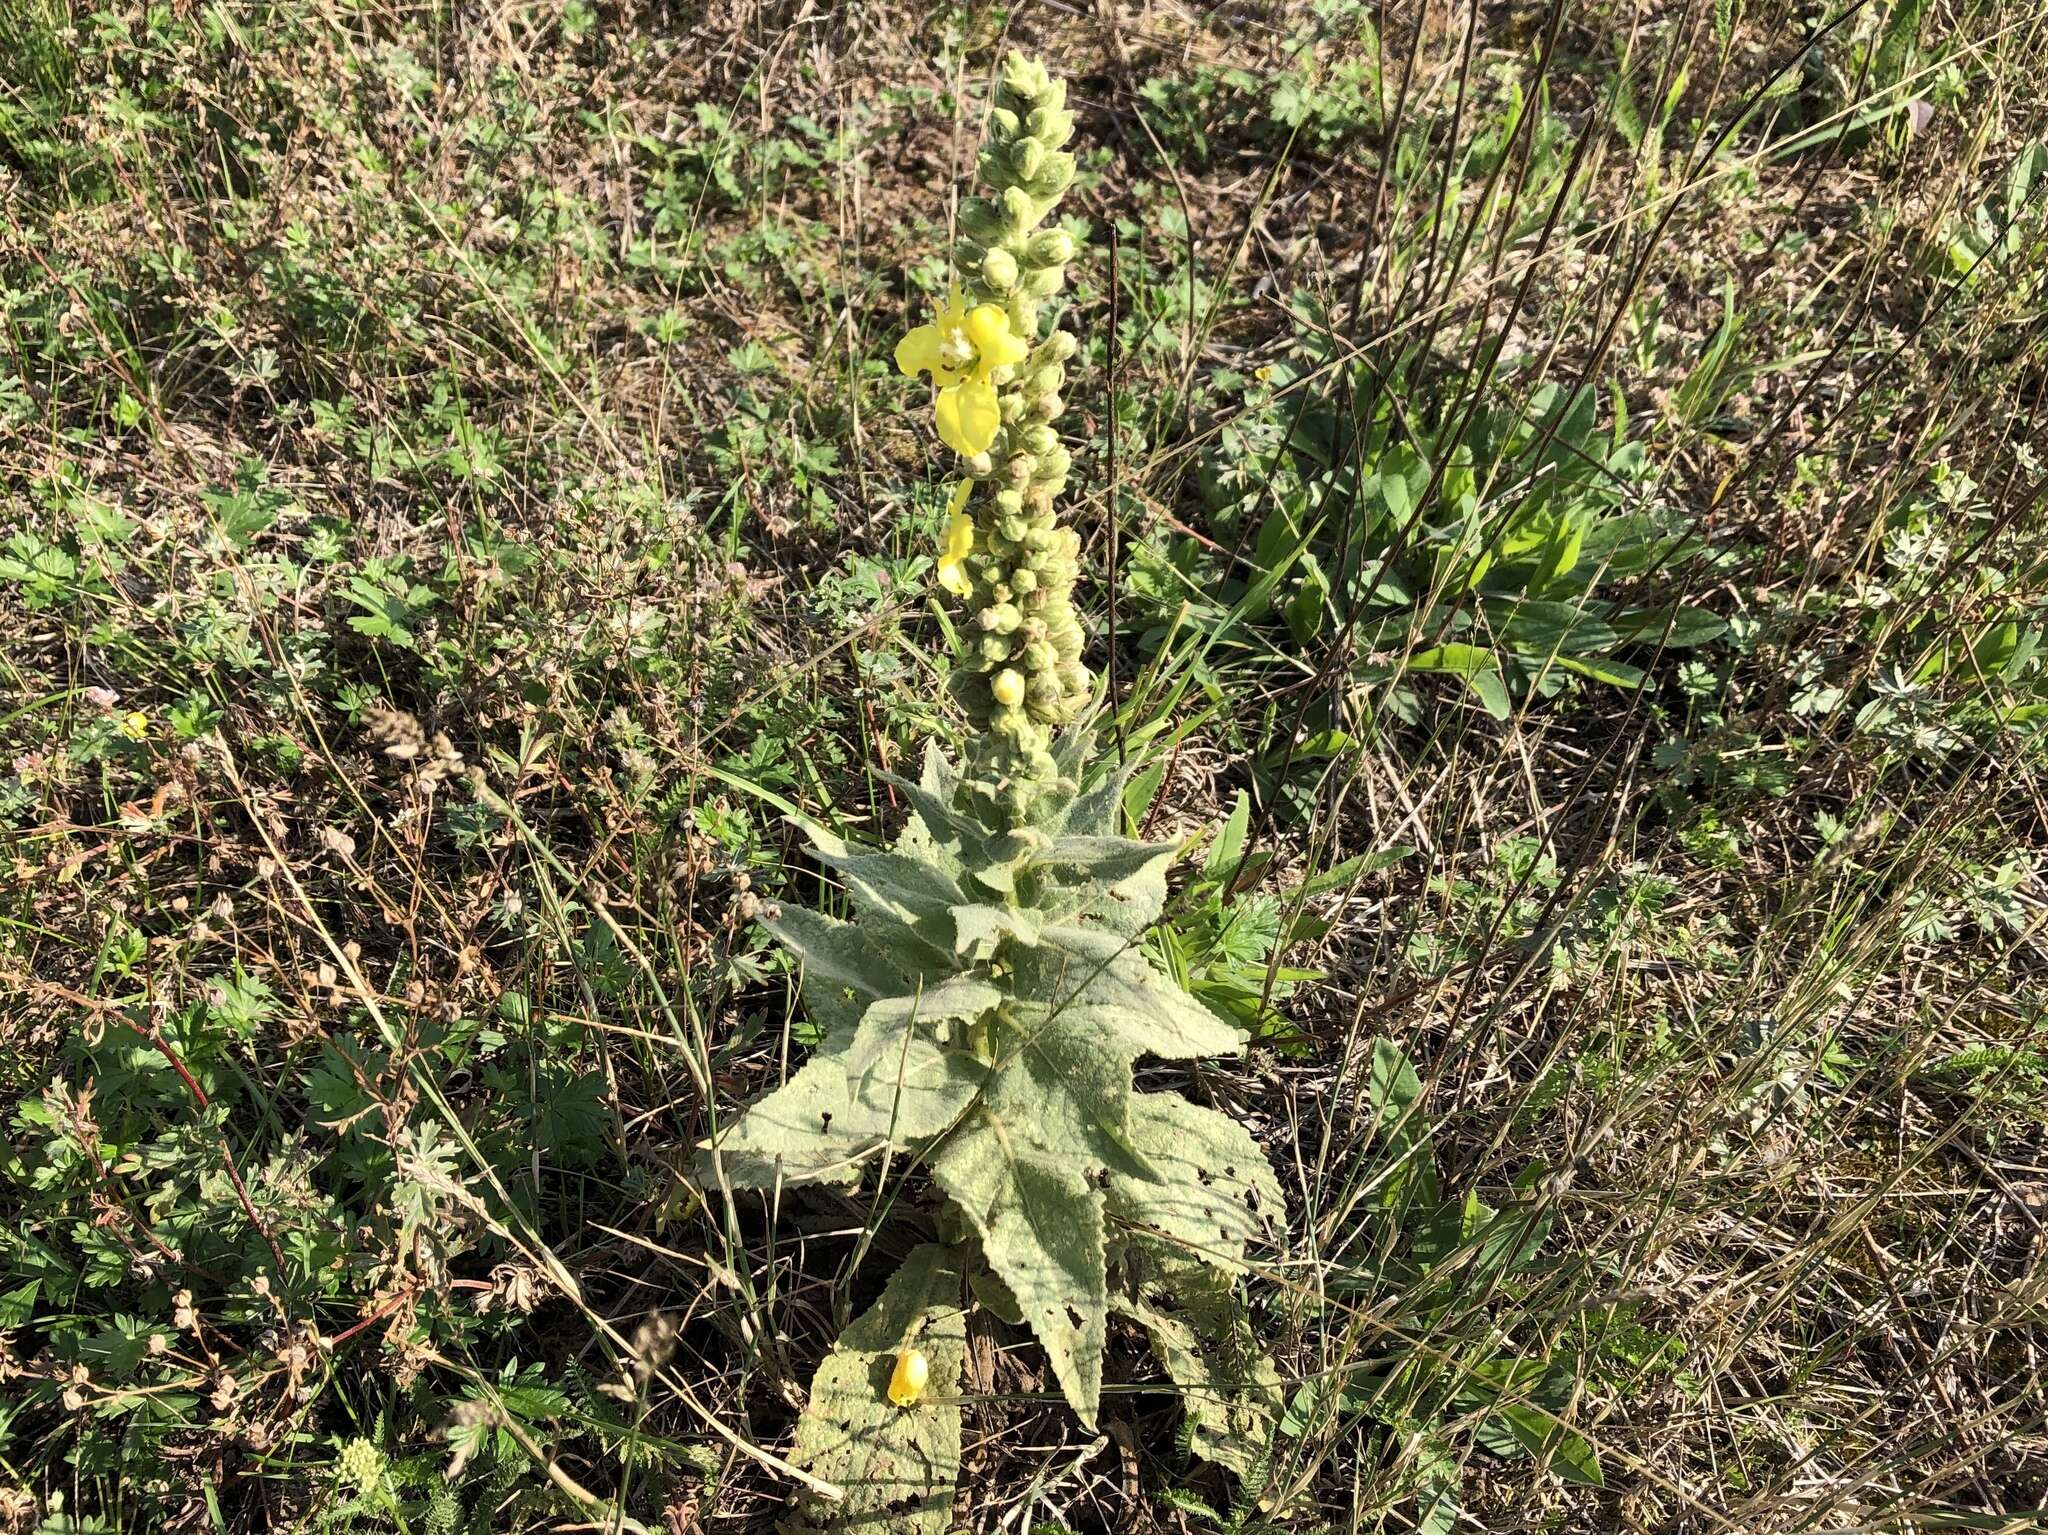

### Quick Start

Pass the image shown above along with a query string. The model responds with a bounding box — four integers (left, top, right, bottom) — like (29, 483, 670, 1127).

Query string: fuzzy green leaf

(762, 905, 921, 1038)
(1037, 834, 1178, 936)
(1118, 1261, 1281, 1482)
(1060, 754, 1138, 838)
(809, 842, 967, 955)
(789, 1245, 967, 1535)
(706, 982, 993, 1187)
(1107, 1094, 1284, 1267)
(1029, 925, 1243, 1059)
(950, 901, 1042, 956)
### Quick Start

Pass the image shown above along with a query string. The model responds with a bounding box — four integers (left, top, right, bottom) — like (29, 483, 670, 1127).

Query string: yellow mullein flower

(937, 479, 976, 597)
(895, 288, 1030, 456)
(887, 1346, 930, 1407)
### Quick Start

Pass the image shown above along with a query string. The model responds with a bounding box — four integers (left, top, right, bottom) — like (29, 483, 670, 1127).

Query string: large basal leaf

(762, 905, 924, 1038)
(1028, 925, 1243, 1061)
(706, 982, 994, 1187)
(1106, 1094, 1284, 1268)
(932, 1135, 1105, 1425)
(789, 1245, 967, 1535)
(927, 1024, 1133, 1425)
(1117, 1256, 1282, 1482)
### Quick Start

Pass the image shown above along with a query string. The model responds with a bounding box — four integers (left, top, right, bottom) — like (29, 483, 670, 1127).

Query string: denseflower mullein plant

(897, 52, 1088, 824)
(707, 52, 1283, 1528)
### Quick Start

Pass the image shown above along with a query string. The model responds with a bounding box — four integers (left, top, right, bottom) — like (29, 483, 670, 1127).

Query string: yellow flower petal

(948, 478, 973, 516)
(895, 323, 945, 380)
(935, 378, 999, 456)
(936, 504, 976, 597)
(945, 512, 976, 561)
(888, 1347, 930, 1407)
(965, 304, 1029, 372)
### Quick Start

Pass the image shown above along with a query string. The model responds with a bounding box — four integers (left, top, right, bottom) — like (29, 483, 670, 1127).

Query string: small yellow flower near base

(991, 669, 1026, 707)
(937, 480, 976, 598)
(897, 288, 1030, 457)
(120, 711, 149, 741)
(887, 1346, 929, 1407)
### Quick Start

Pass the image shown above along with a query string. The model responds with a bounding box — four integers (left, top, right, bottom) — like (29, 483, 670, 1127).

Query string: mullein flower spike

(900, 51, 1091, 825)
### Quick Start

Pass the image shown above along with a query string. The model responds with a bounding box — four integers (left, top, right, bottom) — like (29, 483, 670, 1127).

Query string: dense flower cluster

(898, 51, 1089, 824)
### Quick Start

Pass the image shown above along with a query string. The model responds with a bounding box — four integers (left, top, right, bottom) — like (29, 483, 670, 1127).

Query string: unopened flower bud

(1026, 229, 1076, 267)
(1011, 568, 1038, 595)
(992, 669, 1026, 707)
(1024, 265, 1065, 299)
(982, 246, 1019, 290)
(961, 197, 1004, 243)
(1028, 107, 1075, 147)
(1029, 152, 1075, 198)
(1000, 185, 1036, 232)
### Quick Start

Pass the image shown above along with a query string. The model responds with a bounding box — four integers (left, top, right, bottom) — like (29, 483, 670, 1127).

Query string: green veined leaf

(1552, 654, 1647, 689)
(1105, 1094, 1284, 1267)
(1029, 925, 1244, 1059)
(1479, 1402, 1604, 1487)
(789, 1245, 967, 1535)
(1408, 644, 1511, 719)
(1483, 597, 1620, 656)
(1204, 791, 1253, 881)
(1368, 1039, 1440, 1208)
(1609, 605, 1727, 648)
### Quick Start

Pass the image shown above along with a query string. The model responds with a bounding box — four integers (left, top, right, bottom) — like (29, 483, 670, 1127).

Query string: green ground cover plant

(3, 3, 2048, 1533)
